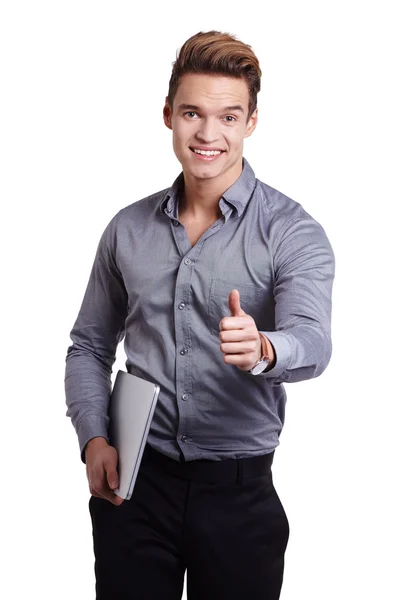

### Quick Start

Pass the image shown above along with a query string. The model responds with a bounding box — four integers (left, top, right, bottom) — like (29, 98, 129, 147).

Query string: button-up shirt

(64, 158, 335, 463)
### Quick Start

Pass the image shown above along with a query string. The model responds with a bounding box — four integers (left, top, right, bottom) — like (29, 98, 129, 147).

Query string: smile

(189, 147, 225, 161)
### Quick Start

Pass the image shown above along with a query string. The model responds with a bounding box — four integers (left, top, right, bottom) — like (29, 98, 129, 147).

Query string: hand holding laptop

(85, 370, 160, 504)
(85, 436, 124, 506)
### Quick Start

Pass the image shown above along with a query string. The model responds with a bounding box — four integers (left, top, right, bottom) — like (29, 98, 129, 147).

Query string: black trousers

(89, 443, 290, 600)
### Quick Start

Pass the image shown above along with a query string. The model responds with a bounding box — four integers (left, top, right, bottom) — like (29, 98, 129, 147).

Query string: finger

(105, 467, 119, 490)
(103, 452, 120, 489)
(91, 467, 122, 506)
(103, 464, 123, 505)
(228, 289, 243, 317)
(96, 483, 124, 506)
(90, 490, 103, 499)
(223, 353, 254, 367)
(220, 341, 257, 355)
(219, 328, 258, 342)
(220, 315, 254, 331)
(105, 490, 124, 506)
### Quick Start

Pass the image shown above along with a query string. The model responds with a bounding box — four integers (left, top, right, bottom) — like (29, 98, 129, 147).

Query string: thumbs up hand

(219, 289, 263, 372)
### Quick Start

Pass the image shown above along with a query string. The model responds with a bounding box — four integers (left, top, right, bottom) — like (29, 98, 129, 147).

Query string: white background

(1, 1, 399, 598)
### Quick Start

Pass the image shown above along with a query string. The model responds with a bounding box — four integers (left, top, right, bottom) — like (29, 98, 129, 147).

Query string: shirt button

(180, 347, 188, 355)
(178, 302, 186, 310)
(181, 393, 189, 401)
(181, 435, 188, 442)
(173, 220, 179, 226)
(184, 258, 192, 265)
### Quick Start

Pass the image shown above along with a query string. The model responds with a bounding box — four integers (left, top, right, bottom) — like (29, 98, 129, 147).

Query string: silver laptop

(108, 370, 160, 500)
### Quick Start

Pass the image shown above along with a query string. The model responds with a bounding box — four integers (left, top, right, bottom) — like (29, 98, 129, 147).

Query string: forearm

(259, 324, 332, 383)
(256, 214, 335, 384)
(65, 342, 113, 463)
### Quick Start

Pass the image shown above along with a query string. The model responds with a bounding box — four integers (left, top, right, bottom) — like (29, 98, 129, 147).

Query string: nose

(195, 117, 219, 143)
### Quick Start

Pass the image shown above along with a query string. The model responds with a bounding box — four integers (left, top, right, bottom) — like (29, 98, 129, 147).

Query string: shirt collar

(221, 157, 257, 216)
(159, 171, 184, 219)
(159, 157, 257, 218)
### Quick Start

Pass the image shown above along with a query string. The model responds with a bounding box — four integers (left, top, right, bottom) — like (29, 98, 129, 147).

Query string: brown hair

(167, 31, 262, 122)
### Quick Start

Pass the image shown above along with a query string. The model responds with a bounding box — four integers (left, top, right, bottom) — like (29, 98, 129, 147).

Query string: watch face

(252, 358, 269, 375)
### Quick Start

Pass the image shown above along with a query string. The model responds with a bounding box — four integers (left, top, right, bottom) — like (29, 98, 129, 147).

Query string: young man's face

(163, 73, 257, 183)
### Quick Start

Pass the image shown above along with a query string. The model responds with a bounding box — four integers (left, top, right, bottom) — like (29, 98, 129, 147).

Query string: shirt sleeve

(64, 212, 128, 463)
(257, 215, 335, 383)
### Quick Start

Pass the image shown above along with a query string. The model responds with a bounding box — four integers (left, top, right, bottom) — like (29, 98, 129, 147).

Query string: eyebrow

(177, 103, 244, 113)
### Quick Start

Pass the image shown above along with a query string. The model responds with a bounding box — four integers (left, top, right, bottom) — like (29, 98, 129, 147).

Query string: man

(65, 30, 335, 600)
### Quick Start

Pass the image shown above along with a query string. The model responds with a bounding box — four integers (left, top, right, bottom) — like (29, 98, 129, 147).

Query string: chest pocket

(208, 277, 270, 336)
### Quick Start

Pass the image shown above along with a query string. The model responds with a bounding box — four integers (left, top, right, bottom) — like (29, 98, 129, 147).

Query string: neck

(180, 159, 243, 220)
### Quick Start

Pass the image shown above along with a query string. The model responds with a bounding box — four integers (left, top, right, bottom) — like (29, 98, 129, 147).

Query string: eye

(184, 111, 198, 119)
(223, 115, 237, 123)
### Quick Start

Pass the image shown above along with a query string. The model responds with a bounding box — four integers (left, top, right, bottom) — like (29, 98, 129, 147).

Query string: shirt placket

(168, 209, 228, 458)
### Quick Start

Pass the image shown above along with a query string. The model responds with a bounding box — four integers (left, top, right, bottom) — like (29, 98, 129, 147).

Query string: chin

(188, 164, 223, 180)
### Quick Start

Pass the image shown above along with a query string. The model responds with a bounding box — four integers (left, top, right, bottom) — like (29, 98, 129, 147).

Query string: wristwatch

(247, 355, 270, 375)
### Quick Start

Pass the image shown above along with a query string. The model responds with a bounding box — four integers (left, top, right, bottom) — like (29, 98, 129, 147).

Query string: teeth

(193, 149, 222, 156)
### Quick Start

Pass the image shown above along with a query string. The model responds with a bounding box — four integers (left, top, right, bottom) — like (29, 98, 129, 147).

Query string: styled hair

(167, 31, 262, 122)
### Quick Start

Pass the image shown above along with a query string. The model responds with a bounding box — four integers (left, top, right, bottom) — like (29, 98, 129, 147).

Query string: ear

(243, 107, 258, 139)
(163, 97, 173, 130)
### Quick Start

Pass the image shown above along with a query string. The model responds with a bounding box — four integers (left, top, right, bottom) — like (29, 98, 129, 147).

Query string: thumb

(228, 289, 245, 317)
(105, 461, 119, 489)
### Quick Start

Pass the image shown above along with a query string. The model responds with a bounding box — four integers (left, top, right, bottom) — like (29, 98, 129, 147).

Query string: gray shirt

(65, 158, 335, 463)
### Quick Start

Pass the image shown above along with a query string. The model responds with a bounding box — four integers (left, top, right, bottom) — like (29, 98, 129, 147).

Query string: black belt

(142, 443, 275, 485)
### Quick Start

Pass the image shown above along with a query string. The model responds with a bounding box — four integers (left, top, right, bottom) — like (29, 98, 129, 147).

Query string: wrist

(85, 436, 109, 457)
(258, 333, 276, 370)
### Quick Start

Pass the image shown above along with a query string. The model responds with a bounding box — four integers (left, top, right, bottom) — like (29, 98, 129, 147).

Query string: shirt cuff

(258, 331, 293, 378)
(76, 415, 110, 464)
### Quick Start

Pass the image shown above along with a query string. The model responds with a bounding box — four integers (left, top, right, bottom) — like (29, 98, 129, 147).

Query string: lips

(189, 147, 225, 152)
(189, 147, 225, 162)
